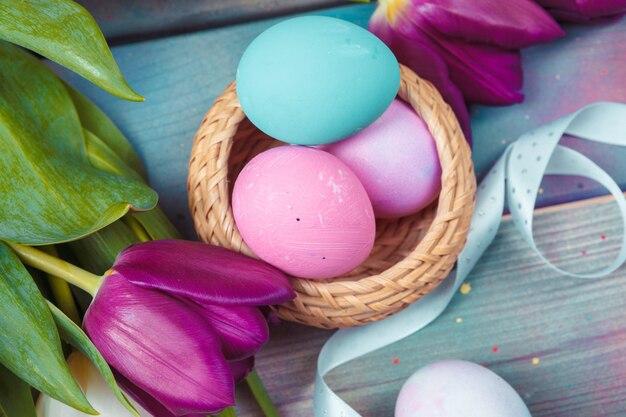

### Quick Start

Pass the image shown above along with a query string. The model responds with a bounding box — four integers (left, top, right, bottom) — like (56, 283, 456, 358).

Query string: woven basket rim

(187, 64, 476, 329)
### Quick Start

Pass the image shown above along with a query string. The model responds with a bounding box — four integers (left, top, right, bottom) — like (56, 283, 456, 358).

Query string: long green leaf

(132, 209, 182, 240)
(41, 246, 82, 325)
(84, 129, 145, 183)
(0, 242, 95, 414)
(82, 129, 180, 240)
(48, 302, 139, 417)
(65, 83, 148, 178)
(0, 42, 157, 245)
(0, 0, 142, 101)
(68, 220, 140, 275)
(0, 365, 36, 417)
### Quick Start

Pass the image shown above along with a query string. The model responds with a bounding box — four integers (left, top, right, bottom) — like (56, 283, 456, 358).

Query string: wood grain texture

(77, 0, 348, 44)
(51, 3, 626, 239)
(235, 194, 626, 416)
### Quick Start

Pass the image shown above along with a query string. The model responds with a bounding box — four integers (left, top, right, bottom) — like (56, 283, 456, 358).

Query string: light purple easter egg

(322, 99, 441, 218)
(232, 146, 375, 280)
(395, 360, 531, 417)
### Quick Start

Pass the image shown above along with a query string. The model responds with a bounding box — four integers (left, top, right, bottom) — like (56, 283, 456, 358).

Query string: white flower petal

(36, 351, 151, 417)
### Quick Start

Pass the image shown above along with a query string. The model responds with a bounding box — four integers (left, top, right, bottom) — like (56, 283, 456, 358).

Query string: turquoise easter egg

(236, 16, 400, 146)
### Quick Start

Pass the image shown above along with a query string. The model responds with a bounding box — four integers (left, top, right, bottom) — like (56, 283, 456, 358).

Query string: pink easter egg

(322, 99, 441, 218)
(232, 146, 375, 279)
(395, 361, 531, 417)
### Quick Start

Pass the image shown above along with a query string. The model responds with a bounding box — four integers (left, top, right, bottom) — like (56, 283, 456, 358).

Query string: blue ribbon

(314, 102, 626, 417)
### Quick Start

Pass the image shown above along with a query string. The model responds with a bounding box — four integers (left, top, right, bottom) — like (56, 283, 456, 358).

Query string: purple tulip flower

(83, 240, 295, 417)
(535, 0, 626, 22)
(369, 0, 564, 141)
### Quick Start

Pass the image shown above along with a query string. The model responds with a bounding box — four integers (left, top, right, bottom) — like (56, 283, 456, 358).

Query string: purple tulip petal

(228, 357, 255, 383)
(577, 0, 626, 15)
(542, 8, 595, 21)
(115, 371, 212, 417)
(546, 8, 606, 21)
(414, 0, 563, 48)
(536, 0, 626, 20)
(194, 304, 269, 361)
(370, 0, 566, 112)
(370, 8, 472, 142)
(113, 370, 179, 417)
(113, 240, 295, 307)
(372, 2, 525, 105)
(433, 38, 525, 105)
(84, 274, 234, 416)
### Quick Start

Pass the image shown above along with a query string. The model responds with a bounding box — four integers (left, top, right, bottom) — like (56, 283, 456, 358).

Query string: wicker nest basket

(187, 64, 475, 329)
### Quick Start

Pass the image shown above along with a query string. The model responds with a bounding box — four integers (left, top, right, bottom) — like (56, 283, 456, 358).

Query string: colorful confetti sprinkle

(582, 249, 587, 256)
(455, 317, 463, 324)
(601, 234, 607, 241)
(492, 345, 499, 354)
(532, 357, 540, 365)
(460, 283, 472, 295)
(393, 357, 400, 365)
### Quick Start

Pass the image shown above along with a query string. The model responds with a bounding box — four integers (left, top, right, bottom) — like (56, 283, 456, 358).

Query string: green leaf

(41, 246, 82, 325)
(0, 0, 142, 101)
(0, 242, 96, 414)
(81, 129, 180, 240)
(65, 83, 148, 179)
(0, 365, 36, 417)
(132, 209, 182, 240)
(84, 129, 145, 183)
(48, 302, 140, 417)
(28, 266, 54, 301)
(68, 221, 140, 275)
(0, 42, 157, 245)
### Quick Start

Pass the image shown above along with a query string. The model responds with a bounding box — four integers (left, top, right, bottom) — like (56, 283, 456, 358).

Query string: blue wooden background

(78, 0, 348, 43)
(52, 2, 626, 415)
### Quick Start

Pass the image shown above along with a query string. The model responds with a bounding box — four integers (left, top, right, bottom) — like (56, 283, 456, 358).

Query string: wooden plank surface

(239, 194, 626, 416)
(77, 0, 348, 44)
(52, 3, 626, 239)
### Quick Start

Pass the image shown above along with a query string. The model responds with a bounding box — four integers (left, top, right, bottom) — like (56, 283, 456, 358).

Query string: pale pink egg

(395, 361, 531, 417)
(322, 99, 441, 218)
(232, 146, 375, 279)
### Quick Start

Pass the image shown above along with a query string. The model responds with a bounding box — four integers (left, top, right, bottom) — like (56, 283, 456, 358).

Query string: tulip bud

(82, 239, 295, 416)
(369, 0, 565, 142)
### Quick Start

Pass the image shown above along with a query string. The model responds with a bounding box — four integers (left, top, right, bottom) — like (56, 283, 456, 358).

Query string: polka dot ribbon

(314, 102, 626, 417)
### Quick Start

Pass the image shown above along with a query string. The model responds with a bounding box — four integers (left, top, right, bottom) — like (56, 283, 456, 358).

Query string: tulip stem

(8, 243, 102, 296)
(123, 215, 151, 242)
(215, 407, 238, 417)
(41, 246, 82, 325)
(246, 369, 281, 417)
(46, 274, 82, 324)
